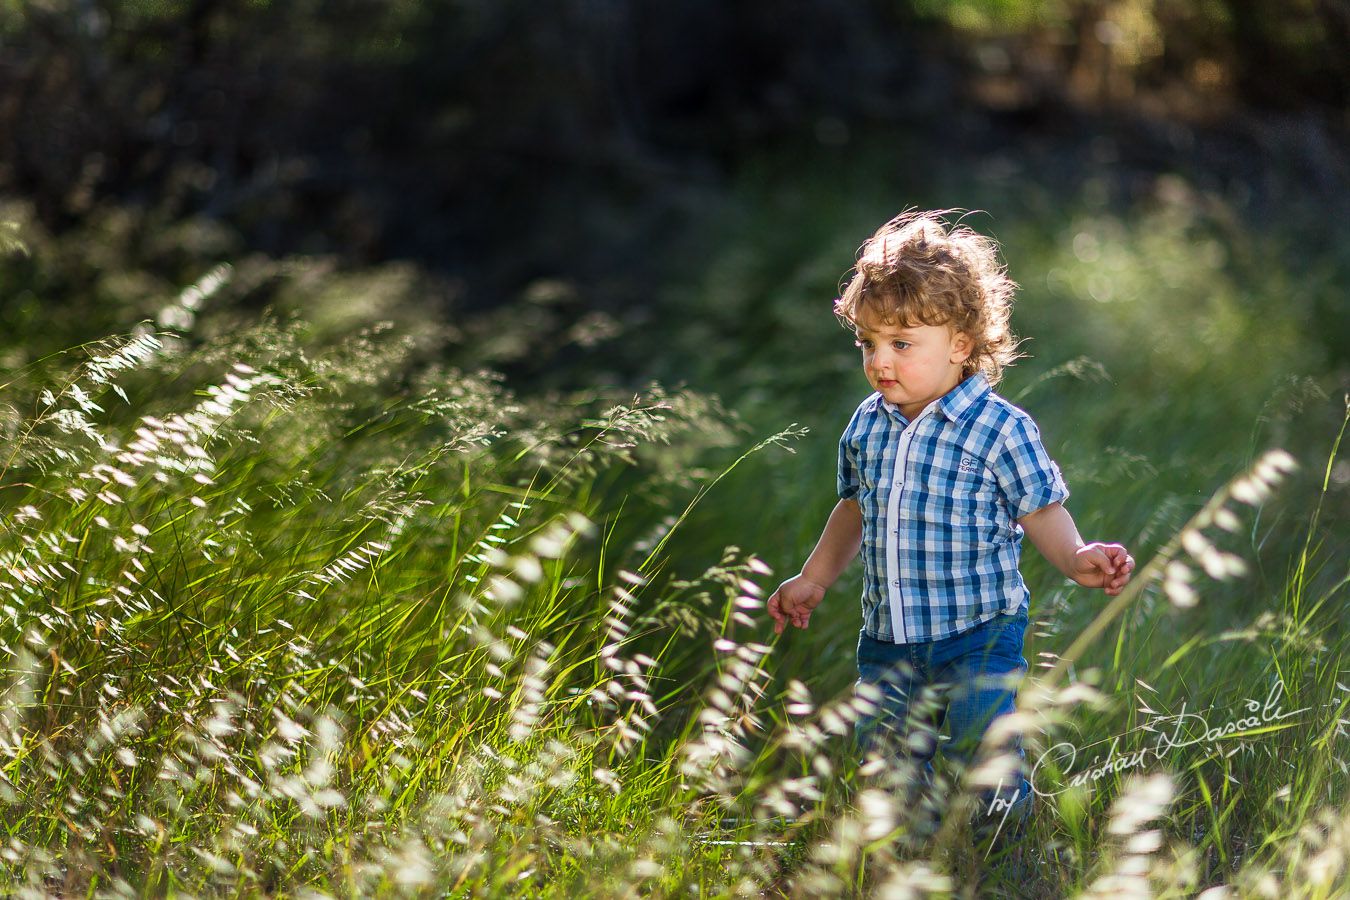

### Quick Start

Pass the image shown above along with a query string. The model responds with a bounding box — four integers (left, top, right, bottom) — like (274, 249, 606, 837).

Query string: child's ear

(950, 330, 974, 364)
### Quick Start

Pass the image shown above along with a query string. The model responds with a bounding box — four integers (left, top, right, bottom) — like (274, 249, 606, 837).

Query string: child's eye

(892, 341, 911, 351)
(854, 340, 872, 350)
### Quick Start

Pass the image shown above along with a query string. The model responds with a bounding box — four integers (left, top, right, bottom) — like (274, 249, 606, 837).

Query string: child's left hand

(1069, 543, 1135, 596)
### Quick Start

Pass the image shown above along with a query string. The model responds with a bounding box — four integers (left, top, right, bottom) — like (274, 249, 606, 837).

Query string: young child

(767, 209, 1134, 838)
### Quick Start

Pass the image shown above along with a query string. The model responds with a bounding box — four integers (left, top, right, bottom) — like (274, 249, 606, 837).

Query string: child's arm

(1018, 501, 1135, 596)
(767, 498, 863, 634)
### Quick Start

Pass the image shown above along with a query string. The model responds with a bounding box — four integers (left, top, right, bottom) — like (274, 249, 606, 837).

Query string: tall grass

(0, 299, 1345, 896)
(3, 154, 1349, 896)
(0, 309, 812, 896)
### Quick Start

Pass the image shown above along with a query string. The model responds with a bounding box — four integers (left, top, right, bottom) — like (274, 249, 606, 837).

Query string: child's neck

(898, 371, 967, 421)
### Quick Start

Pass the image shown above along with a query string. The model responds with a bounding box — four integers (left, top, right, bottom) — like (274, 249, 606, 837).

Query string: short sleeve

(990, 414, 1070, 519)
(837, 407, 863, 501)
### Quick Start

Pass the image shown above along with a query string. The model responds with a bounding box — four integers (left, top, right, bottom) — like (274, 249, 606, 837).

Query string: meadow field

(1, 159, 1348, 898)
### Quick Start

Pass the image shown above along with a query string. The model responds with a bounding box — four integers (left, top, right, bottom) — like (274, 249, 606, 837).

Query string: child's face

(853, 311, 973, 420)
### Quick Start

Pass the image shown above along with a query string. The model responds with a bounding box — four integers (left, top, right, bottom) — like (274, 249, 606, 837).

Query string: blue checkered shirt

(837, 373, 1070, 644)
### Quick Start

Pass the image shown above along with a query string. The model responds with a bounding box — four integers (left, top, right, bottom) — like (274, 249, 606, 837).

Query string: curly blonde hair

(833, 208, 1023, 386)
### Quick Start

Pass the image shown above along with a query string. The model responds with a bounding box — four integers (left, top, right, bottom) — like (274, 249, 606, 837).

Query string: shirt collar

(937, 372, 991, 422)
(878, 373, 991, 424)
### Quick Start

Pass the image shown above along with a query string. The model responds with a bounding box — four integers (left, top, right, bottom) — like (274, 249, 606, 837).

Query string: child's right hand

(767, 575, 827, 634)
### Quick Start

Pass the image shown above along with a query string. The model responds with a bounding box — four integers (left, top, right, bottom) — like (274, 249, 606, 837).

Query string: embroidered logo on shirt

(958, 457, 980, 473)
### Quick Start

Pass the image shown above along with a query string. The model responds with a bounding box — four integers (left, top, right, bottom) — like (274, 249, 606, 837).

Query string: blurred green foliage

(902, 0, 1348, 110)
(3, 0, 1345, 281)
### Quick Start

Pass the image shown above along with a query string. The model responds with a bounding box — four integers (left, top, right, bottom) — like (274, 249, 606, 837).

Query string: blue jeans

(852, 607, 1033, 828)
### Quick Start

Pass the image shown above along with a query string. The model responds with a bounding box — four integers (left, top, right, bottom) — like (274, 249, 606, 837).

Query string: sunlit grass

(0, 304, 1343, 897)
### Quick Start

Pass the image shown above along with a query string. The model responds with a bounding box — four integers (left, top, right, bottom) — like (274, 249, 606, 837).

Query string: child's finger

(768, 595, 788, 631)
(1110, 560, 1133, 585)
(1087, 548, 1116, 575)
(1108, 569, 1131, 591)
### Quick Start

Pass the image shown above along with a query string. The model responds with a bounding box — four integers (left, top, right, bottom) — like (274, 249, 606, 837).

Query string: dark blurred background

(3, 0, 1347, 376)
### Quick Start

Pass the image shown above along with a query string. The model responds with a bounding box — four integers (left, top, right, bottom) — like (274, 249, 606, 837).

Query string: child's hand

(1069, 542, 1135, 596)
(767, 575, 827, 634)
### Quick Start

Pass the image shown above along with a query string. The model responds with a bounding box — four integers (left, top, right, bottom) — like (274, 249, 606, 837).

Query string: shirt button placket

(887, 410, 926, 643)
(891, 440, 905, 534)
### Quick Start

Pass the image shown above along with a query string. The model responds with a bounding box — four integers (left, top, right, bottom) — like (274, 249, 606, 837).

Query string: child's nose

(870, 347, 897, 371)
